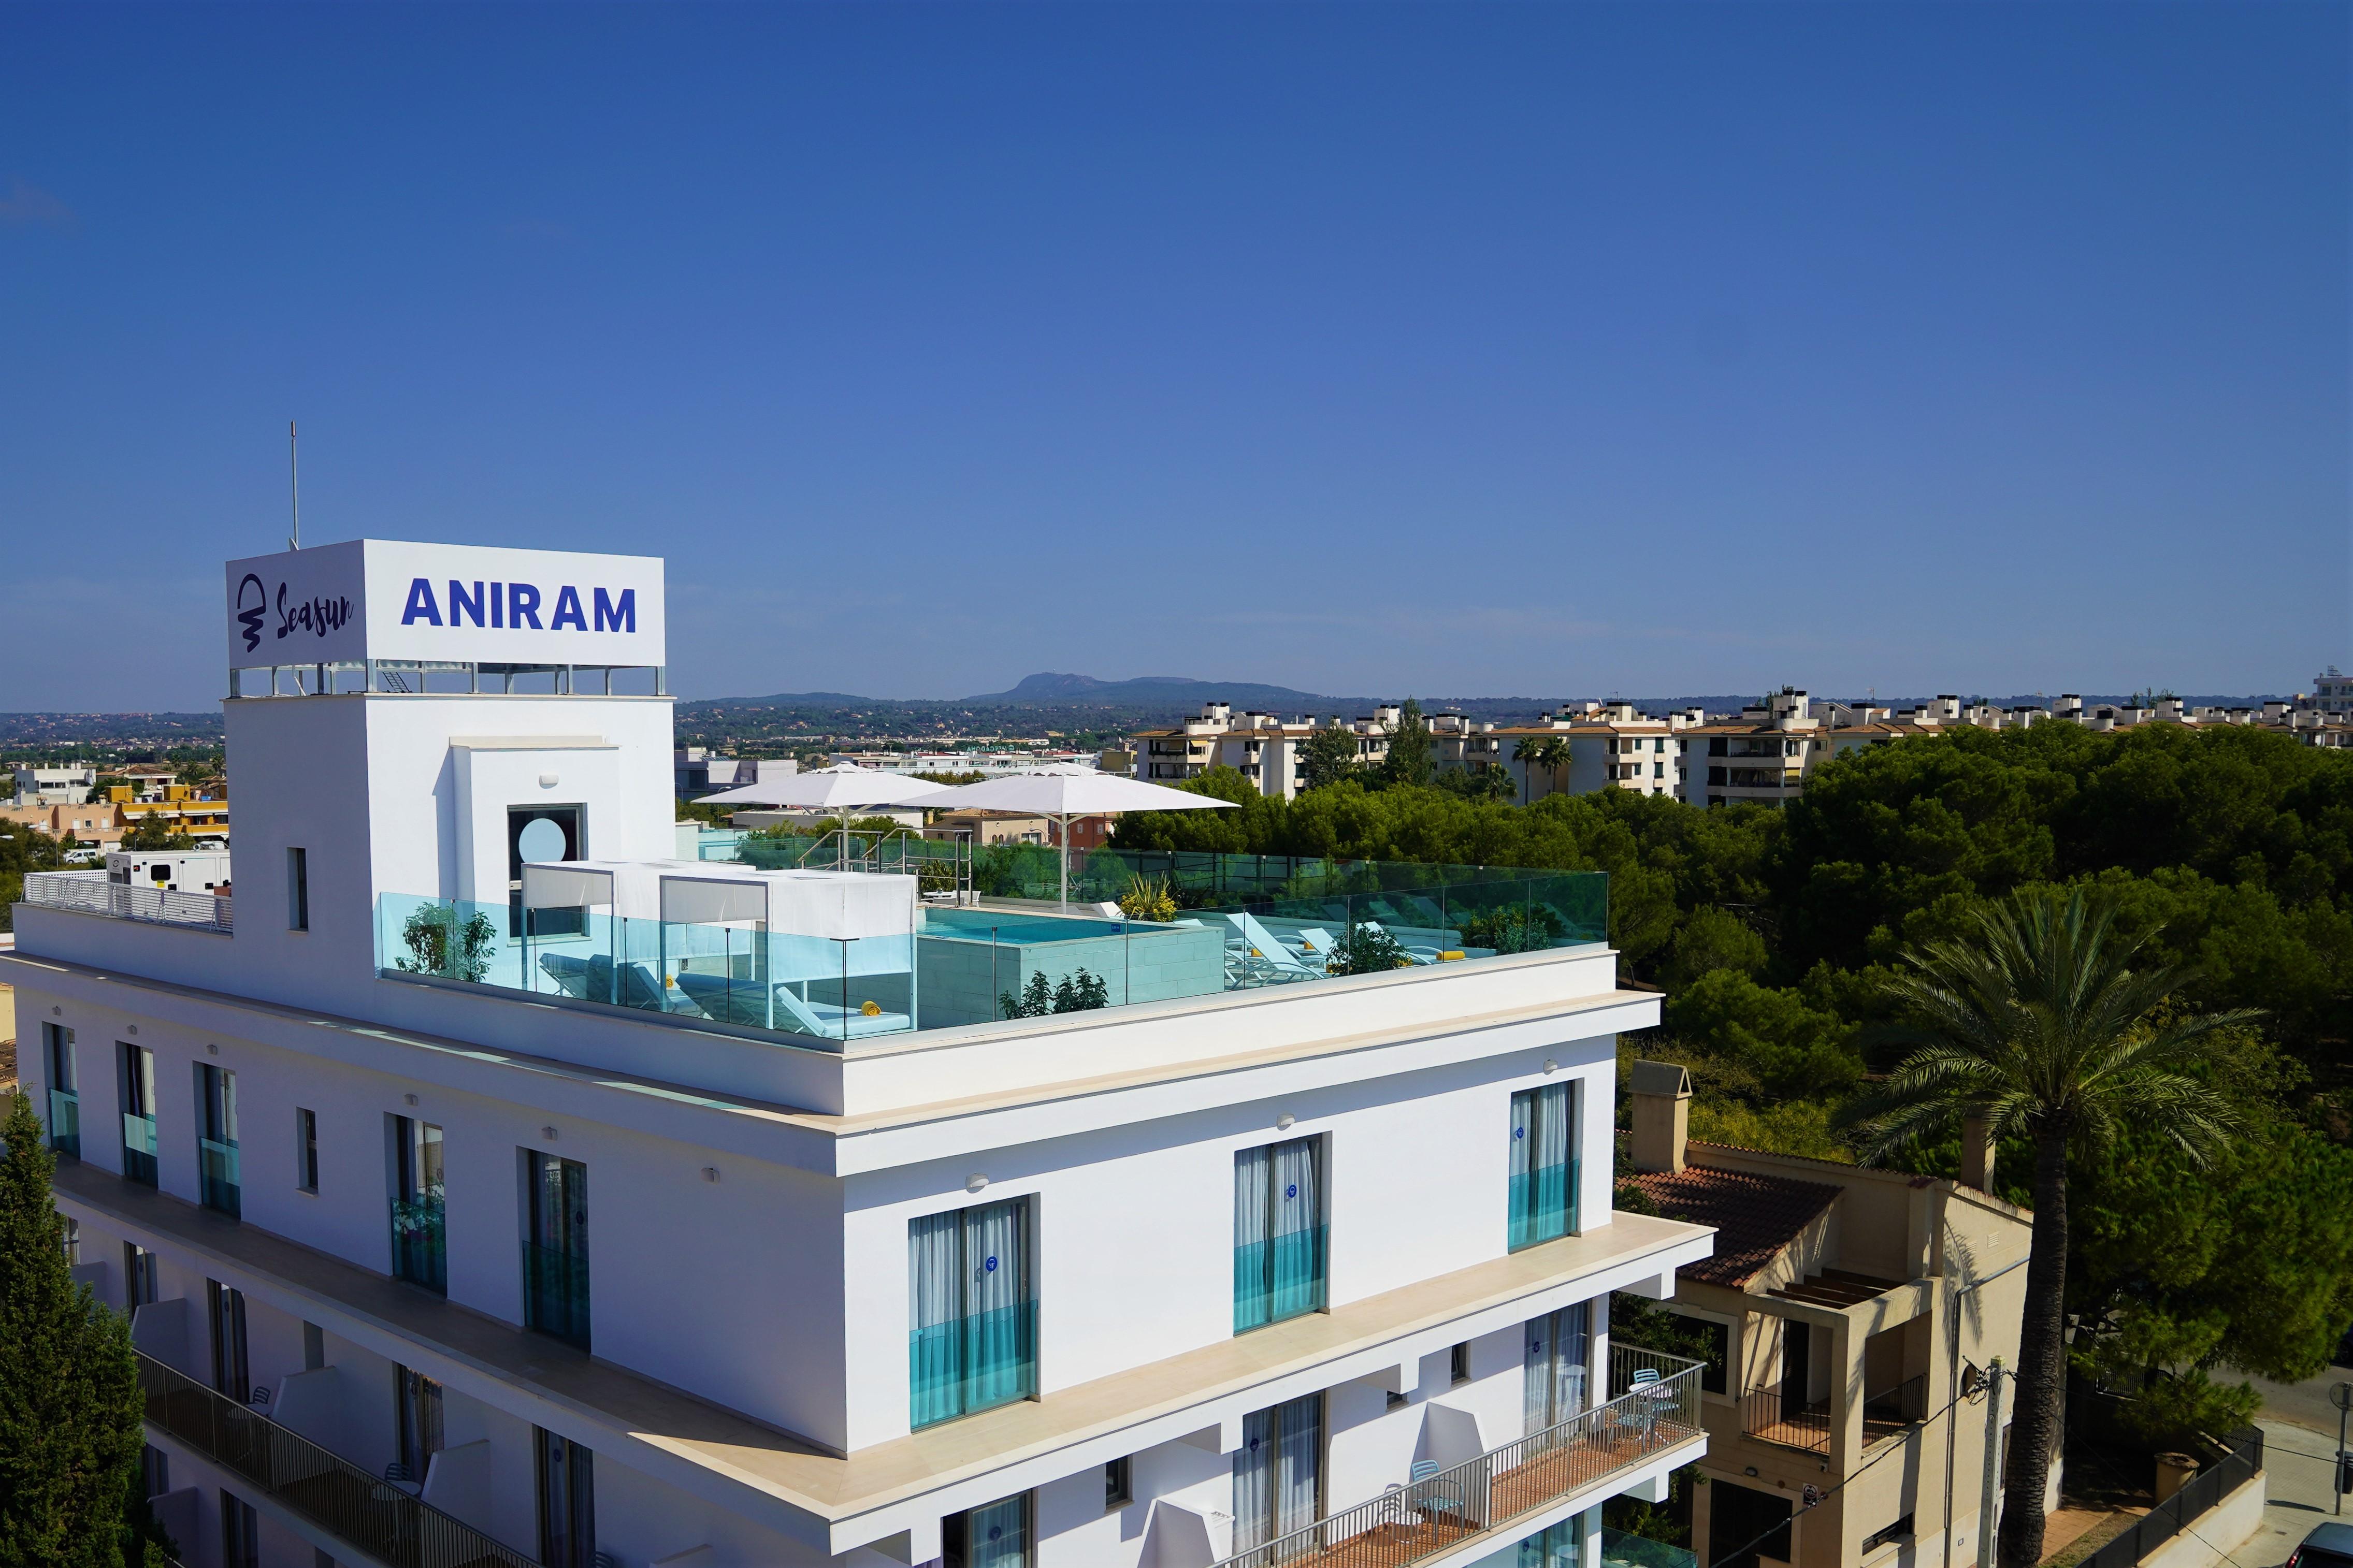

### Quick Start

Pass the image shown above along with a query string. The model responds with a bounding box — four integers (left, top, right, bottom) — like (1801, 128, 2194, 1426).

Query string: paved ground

(2242, 1367, 2353, 1568)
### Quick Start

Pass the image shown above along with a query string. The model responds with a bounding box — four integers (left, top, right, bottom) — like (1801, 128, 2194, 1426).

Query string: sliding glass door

(1232, 1392, 1323, 1562)
(909, 1197, 1035, 1428)
(1234, 1137, 1324, 1333)
(1524, 1302, 1590, 1436)
(1508, 1081, 1575, 1250)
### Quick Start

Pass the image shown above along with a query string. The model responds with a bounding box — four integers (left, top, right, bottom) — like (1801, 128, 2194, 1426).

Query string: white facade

(15, 762, 98, 804)
(10, 542, 1714, 1568)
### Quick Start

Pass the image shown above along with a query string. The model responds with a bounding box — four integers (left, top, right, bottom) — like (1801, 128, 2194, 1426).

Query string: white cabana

(915, 764, 1237, 908)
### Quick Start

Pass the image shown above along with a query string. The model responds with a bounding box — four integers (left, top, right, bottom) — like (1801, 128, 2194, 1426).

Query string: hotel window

(1523, 1302, 1590, 1435)
(42, 1023, 78, 1157)
(535, 1428, 596, 1568)
(1508, 1080, 1576, 1250)
(1232, 1394, 1322, 1560)
(125, 1244, 160, 1310)
(908, 1196, 1035, 1428)
(392, 1118, 446, 1295)
(61, 1217, 80, 1265)
(525, 1151, 590, 1349)
(296, 1108, 319, 1192)
(943, 1492, 1032, 1568)
(120, 1044, 158, 1186)
(197, 1064, 240, 1218)
(287, 847, 309, 931)
(1233, 1137, 1324, 1333)
(1104, 1456, 1132, 1511)
(208, 1280, 251, 1403)
(1452, 1341, 1472, 1385)
(395, 1364, 444, 1485)
(221, 1492, 260, 1568)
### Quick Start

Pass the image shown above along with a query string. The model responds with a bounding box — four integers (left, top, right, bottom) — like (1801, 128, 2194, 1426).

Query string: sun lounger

(673, 969, 912, 1039)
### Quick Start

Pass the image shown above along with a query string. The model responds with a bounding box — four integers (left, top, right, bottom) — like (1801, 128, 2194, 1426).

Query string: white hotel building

(9, 541, 1714, 1568)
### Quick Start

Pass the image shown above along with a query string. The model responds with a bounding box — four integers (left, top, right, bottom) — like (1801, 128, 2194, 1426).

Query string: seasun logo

(235, 574, 267, 652)
(274, 582, 355, 643)
(399, 578, 636, 634)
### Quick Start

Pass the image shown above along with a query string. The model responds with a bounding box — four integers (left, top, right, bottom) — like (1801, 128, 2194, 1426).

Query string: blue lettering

(593, 586, 636, 634)
(550, 584, 587, 631)
(508, 582, 543, 629)
(490, 581, 503, 628)
(449, 579, 486, 628)
(400, 577, 442, 626)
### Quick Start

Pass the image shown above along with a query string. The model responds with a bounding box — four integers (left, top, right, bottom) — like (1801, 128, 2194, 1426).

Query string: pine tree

(0, 1091, 164, 1567)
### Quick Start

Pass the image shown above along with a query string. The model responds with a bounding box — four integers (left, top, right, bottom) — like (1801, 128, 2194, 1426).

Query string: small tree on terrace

(1838, 888, 2255, 1568)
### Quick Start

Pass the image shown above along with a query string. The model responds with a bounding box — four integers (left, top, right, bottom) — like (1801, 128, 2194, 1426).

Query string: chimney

(1629, 1060, 1693, 1174)
(1959, 1117, 1997, 1192)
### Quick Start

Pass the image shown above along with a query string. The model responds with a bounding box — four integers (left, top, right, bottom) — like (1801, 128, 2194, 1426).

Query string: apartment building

(13, 762, 99, 804)
(1132, 704, 1396, 800)
(10, 539, 1717, 1568)
(2, 797, 131, 853)
(1491, 705, 1690, 805)
(1621, 1064, 2036, 1568)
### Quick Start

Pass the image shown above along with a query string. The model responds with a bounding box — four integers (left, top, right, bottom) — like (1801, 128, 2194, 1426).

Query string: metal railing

(22, 872, 234, 933)
(2080, 1428, 2263, 1568)
(1210, 1346, 1705, 1568)
(134, 1348, 535, 1568)
(1741, 1378, 1831, 1454)
(1862, 1373, 1928, 1438)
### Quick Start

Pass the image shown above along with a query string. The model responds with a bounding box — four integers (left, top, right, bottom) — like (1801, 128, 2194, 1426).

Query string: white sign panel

(226, 540, 666, 667)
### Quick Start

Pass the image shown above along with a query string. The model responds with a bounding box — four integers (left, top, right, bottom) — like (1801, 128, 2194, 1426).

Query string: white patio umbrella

(696, 764, 948, 856)
(914, 763, 1237, 909)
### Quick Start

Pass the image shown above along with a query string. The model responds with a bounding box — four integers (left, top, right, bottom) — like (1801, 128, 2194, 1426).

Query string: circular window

(516, 817, 567, 863)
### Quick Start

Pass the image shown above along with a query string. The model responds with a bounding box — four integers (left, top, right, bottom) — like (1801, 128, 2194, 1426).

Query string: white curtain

(1269, 1139, 1322, 1320)
(1232, 1393, 1322, 1558)
(1524, 1302, 1590, 1435)
(908, 1210, 964, 1427)
(1234, 1145, 1271, 1330)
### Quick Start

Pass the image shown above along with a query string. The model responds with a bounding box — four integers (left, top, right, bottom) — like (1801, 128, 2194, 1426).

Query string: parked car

(2287, 1522, 2353, 1568)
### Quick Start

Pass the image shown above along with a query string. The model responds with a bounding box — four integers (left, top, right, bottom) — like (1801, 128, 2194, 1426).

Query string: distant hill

(960, 673, 1374, 711)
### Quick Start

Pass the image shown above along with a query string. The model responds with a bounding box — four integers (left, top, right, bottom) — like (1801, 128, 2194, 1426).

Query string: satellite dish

(517, 818, 568, 863)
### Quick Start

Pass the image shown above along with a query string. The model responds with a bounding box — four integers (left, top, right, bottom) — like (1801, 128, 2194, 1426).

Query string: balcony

(391, 1197, 448, 1295)
(22, 872, 233, 934)
(1740, 1372, 1929, 1457)
(1209, 1346, 1705, 1568)
(135, 1347, 531, 1568)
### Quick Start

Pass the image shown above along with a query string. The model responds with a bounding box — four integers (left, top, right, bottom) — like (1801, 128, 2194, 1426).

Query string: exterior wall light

(1542, 1058, 1556, 1074)
(966, 1174, 988, 1192)
(1275, 1114, 1295, 1131)
(702, 1167, 720, 1184)
(539, 773, 559, 788)
(541, 1126, 559, 1141)
(207, 1043, 220, 1056)
(403, 1094, 419, 1107)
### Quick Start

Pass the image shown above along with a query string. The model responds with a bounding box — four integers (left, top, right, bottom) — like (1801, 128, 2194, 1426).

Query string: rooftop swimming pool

(373, 863, 1607, 1051)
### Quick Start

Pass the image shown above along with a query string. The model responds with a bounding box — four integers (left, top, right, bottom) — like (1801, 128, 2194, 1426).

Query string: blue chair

(1408, 1459, 1471, 1523)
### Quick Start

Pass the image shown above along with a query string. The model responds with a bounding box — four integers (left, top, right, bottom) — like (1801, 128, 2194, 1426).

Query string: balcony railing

(1209, 1345, 1705, 1568)
(123, 1112, 158, 1186)
(522, 1242, 590, 1350)
(1741, 1379, 1831, 1454)
(198, 1138, 241, 1218)
(48, 1088, 80, 1158)
(391, 1197, 448, 1296)
(135, 1347, 533, 1568)
(1863, 1373, 1928, 1446)
(22, 872, 233, 933)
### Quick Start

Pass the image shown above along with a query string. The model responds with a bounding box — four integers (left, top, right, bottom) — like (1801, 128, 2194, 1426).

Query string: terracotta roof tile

(1625, 1165, 1843, 1288)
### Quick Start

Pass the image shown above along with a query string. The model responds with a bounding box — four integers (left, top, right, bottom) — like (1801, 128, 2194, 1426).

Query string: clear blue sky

(3, 3, 2344, 711)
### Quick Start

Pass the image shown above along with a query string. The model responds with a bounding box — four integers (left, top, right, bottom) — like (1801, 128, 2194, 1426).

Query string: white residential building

(1131, 704, 1398, 800)
(10, 539, 1714, 1568)
(15, 762, 100, 804)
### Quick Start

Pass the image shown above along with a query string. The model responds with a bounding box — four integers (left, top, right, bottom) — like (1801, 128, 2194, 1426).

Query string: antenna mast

(288, 420, 300, 550)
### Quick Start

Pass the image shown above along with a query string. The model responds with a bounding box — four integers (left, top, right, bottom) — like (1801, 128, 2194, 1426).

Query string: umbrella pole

(1059, 814, 1069, 911)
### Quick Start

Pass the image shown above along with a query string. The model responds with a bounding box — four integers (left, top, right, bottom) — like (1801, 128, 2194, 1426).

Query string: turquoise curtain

(910, 1198, 1033, 1428)
(1509, 1082, 1575, 1250)
(1235, 1138, 1324, 1333)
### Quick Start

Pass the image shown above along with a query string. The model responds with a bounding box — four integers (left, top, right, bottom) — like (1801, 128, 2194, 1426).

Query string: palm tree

(1839, 888, 2256, 1568)
(1510, 735, 1569, 802)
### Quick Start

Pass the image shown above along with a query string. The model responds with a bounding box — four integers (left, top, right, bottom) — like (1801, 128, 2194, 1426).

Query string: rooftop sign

(225, 540, 666, 668)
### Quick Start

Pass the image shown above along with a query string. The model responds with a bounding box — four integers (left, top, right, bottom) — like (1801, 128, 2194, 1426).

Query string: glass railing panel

(198, 1138, 240, 1217)
(522, 1242, 590, 1350)
(47, 1088, 79, 1158)
(908, 1299, 1037, 1429)
(122, 1113, 157, 1186)
(391, 1196, 447, 1296)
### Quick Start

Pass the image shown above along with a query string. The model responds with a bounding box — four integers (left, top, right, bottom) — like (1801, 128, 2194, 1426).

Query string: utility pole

(2331, 1381, 2351, 1515)
(288, 420, 300, 550)
(1977, 1358, 2006, 1568)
